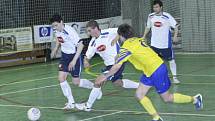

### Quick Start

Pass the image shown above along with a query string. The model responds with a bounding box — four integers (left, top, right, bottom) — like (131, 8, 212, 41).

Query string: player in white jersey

(50, 14, 94, 110)
(76, 20, 139, 111)
(143, 0, 180, 84)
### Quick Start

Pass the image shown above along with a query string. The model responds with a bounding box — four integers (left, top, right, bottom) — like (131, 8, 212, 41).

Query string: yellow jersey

(116, 37, 163, 77)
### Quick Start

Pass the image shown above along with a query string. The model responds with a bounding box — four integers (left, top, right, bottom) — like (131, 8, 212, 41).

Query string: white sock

(79, 79, 94, 89)
(122, 79, 139, 89)
(169, 59, 177, 78)
(60, 81, 75, 104)
(87, 87, 101, 108)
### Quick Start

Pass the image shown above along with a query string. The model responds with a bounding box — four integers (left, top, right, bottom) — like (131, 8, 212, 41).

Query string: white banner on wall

(34, 25, 53, 43)
(0, 27, 33, 53)
(66, 16, 123, 39)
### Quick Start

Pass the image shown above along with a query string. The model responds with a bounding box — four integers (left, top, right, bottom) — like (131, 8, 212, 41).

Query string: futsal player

(93, 24, 203, 121)
(143, 0, 180, 84)
(50, 14, 94, 110)
(76, 20, 139, 111)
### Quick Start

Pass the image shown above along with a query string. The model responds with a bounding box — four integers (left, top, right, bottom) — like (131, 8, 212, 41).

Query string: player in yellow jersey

(95, 24, 203, 121)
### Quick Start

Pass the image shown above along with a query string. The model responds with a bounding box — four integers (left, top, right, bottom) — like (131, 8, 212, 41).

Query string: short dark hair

(86, 20, 100, 29)
(153, 0, 163, 7)
(117, 24, 134, 39)
(50, 14, 63, 23)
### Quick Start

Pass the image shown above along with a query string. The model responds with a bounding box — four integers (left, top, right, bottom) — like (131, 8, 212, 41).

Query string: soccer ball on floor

(27, 107, 41, 121)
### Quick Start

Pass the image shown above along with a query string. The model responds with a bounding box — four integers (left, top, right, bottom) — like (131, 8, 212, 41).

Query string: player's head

(117, 24, 134, 43)
(50, 14, 64, 32)
(86, 20, 100, 37)
(153, 0, 163, 14)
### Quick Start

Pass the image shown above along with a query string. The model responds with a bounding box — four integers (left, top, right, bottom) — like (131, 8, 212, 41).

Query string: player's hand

(173, 36, 179, 44)
(95, 74, 107, 87)
(111, 35, 119, 46)
(68, 60, 76, 71)
(51, 50, 57, 59)
(83, 60, 91, 68)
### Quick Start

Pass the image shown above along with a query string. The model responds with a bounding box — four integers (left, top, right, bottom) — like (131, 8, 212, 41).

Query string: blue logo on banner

(39, 27, 51, 37)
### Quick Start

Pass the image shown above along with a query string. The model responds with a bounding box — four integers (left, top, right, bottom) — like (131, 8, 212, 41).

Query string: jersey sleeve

(69, 27, 81, 46)
(146, 16, 152, 29)
(116, 48, 132, 65)
(85, 39, 96, 59)
(168, 14, 177, 28)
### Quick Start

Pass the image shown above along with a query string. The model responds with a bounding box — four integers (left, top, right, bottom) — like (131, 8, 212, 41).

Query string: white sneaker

(97, 91, 103, 100)
(75, 103, 92, 112)
(172, 77, 181, 84)
(63, 103, 75, 110)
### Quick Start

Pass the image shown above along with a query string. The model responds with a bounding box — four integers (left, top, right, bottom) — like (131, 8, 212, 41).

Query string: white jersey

(86, 28, 119, 66)
(55, 24, 81, 54)
(146, 12, 177, 48)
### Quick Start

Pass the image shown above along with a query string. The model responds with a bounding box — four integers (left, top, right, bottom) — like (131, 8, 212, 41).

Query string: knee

(113, 80, 123, 87)
(94, 81, 102, 88)
(162, 94, 173, 103)
(58, 76, 65, 82)
(72, 78, 80, 86)
(135, 90, 144, 100)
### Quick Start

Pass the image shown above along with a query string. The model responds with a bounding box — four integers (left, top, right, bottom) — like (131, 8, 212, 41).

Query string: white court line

(0, 62, 58, 73)
(0, 104, 214, 118)
(0, 84, 59, 96)
(0, 76, 57, 87)
(0, 81, 215, 96)
(78, 111, 123, 121)
(0, 78, 95, 96)
(123, 73, 215, 77)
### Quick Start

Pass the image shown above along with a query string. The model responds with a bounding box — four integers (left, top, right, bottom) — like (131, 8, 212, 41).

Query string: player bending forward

(76, 20, 139, 111)
(50, 14, 94, 110)
(85, 24, 203, 121)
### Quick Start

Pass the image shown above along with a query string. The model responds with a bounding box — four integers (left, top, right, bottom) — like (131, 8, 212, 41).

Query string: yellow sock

(140, 96, 160, 120)
(173, 93, 193, 103)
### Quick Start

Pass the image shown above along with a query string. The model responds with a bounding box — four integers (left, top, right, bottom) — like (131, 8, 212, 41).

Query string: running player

(76, 20, 139, 111)
(50, 14, 94, 110)
(143, 0, 180, 84)
(91, 24, 203, 121)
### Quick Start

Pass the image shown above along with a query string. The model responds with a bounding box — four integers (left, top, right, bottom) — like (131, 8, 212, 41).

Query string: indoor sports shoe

(194, 94, 203, 110)
(63, 103, 75, 110)
(75, 103, 92, 112)
(172, 77, 181, 84)
(152, 118, 163, 121)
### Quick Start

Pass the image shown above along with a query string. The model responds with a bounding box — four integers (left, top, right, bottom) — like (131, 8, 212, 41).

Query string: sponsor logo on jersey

(97, 45, 106, 52)
(57, 37, 64, 43)
(154, 21, 163, 27)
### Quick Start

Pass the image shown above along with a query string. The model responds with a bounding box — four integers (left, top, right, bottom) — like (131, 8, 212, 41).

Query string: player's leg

(136, 75, 162, 121)
(71, 55, 94, 89)
(107, 64, 139, 89)
(166, 48, 180, 84)
(154, 64, 203, 110)
(76, 77, 104, 111)
(58, 62, 75, 109)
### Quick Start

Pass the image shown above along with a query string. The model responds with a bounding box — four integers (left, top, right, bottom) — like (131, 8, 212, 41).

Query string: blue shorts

(140, 64, 171, 94)
(151, 46, 174, 61)
(101, 63, 125, 82)
(59, 52, 82, 78)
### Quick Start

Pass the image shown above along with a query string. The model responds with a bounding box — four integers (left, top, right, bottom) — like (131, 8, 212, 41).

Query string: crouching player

(76, 20, 139, 111)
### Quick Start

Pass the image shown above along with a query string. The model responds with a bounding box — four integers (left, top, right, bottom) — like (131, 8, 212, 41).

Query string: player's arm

(169, 14, 179, 43)
(173, 24, 179, 43)
(95, 48, 132, 85)
(83, 40, 96, 68)
(111, 34, 120, 46)
(68, 40, 84, 71)
(142, 15, 151, 38)
(51, 39, 60, 58)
